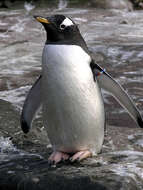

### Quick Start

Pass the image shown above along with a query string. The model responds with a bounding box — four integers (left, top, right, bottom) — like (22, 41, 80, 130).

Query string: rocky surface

(0, 154, 143, 190)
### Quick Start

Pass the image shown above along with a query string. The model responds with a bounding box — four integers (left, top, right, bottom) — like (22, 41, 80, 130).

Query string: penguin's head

(34, 14, 81, 44)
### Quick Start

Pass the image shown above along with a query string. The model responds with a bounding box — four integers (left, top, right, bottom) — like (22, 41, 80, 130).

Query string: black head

(34, 14, 87, 47)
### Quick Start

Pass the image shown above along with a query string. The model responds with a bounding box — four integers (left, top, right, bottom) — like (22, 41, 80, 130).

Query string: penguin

(21, 15, 143, 164)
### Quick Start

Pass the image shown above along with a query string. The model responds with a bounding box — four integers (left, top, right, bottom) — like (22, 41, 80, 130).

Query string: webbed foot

(70, 150, 92, 162)
(48, 151, 69, 165)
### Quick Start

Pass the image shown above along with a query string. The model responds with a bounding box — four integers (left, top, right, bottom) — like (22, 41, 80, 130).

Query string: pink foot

(70, 150, 92, 162)
(48, 151, 69, 164)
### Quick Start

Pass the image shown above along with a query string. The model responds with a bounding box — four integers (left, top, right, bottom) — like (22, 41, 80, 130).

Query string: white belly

(42, 45, 105, 154)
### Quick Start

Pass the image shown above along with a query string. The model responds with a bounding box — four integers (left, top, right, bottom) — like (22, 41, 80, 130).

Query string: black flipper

(21, 76, 42, 133)
(90, 61, 143, 128)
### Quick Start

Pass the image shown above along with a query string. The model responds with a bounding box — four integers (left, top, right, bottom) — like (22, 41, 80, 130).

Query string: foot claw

(48, 159, 55, 166)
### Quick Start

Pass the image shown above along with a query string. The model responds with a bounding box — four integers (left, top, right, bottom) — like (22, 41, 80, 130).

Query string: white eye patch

(61, 17, 74, 27)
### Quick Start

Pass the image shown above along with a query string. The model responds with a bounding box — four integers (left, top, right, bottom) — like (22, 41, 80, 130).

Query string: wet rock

(89, 0, 133, 11)
(0, 144, 143, 190)
(0, 99, 20, 137)
(0, 98, 48, 148)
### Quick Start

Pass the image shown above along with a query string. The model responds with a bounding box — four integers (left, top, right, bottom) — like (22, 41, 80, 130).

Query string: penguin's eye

(60, 24, 66, 30)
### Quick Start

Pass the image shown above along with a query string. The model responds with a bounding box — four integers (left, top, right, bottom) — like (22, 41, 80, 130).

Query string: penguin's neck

(45, 37, 90, 55)
(43, 44, 91, 69)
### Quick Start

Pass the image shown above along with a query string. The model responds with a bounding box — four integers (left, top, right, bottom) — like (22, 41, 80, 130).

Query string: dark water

(0, 3, 143, 183)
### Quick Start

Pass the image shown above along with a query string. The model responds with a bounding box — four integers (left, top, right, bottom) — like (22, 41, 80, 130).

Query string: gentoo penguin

(21, 15, 143, 164)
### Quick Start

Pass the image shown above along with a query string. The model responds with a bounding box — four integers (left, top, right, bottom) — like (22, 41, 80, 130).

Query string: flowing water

(0, 2, 143, 186)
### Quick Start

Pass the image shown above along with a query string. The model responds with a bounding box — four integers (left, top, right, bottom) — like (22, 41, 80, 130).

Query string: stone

(0, 99, 20, 137)
(0, 143, 143, 190)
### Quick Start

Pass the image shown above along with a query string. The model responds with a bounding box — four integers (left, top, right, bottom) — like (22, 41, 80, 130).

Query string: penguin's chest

(42, 45, 104, 153)
(42, 45, 99, 110)
(42, 45, 94, 92)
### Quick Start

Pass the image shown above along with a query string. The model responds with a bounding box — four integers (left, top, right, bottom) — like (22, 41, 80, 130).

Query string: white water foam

(58, 0, 68, 10)
(0, 136, 43, 163)
(109, 150, 143, 189)
(0, 137, 16, 154)
(9, 19, 25, 33)
(24, 1, 35, 13)
(135, 139, 143, 148)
